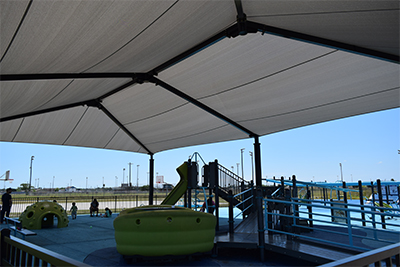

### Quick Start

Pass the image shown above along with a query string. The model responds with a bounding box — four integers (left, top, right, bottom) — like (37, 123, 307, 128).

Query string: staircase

(211, 162, 254, 215)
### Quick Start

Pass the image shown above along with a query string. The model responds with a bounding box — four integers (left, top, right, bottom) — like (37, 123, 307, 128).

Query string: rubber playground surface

(0, 214, 311, 266)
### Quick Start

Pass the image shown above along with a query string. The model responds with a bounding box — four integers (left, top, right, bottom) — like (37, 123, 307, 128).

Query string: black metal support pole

(228, 190, 234, 234)
(292, 175, 299, 231)
(149, 154, 154, 205)
(358, 180, 366, 226)
(253, 136, 265, 262)
(212, 160, 220, 231)
(371, 181, 377, 229)
(377, 179, 386, 229)
(343, 181, 348, 224)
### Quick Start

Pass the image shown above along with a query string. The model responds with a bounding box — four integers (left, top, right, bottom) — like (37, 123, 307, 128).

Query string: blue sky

(0, 108, 398, 190)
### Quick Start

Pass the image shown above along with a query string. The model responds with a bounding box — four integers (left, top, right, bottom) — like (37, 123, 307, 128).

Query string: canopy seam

(239, 87, 400, 123)
(0, 0, 33, 63)
(11, 118, 25, 142)
(197, 49, 338, 100)
(62, 106, 89, 145)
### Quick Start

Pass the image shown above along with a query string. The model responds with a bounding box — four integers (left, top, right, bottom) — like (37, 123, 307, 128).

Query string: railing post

(292, 175, 298, 230)
(1, 228, 11, 262)
(376, 179, 386, 229)
(266, 196, 273, 234)
(347, 209, 353, 247)
(228, 190, 234, 234)
(343, 181, 348, 224)
(370, 181, 377, 230)
(307, 202, 313, 228)
(358, 180, 366, 226)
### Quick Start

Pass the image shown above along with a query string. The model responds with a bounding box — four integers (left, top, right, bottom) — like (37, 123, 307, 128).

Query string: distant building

(65, 186, 77, 192)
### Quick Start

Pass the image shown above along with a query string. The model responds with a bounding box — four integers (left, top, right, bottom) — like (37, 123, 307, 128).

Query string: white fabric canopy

(1, 0, 399, 155)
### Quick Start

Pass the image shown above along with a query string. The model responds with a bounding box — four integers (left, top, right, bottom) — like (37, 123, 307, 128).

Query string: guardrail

(1, 228, 90, 267)
(318, 242, 400, 267)
(227, 188, 254, 233)
(217, 163, 251, 196)
(263, 197, 400, 251)
(5, 194, 167, 219)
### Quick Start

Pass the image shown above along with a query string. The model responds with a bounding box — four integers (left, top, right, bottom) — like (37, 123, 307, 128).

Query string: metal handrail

(217, 164, 250, 186)
(1, 229, 90, 266)
(318, 242, 400, 267)
(263, 197, 400, 251)
(233, 188, 254, 220)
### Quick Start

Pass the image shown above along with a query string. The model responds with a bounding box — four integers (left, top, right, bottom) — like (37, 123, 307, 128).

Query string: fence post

(136, 195, 138, 207)
(228, 190, 234, 234)
(65, 197, 68, 211)
(114, 196, 117, 213)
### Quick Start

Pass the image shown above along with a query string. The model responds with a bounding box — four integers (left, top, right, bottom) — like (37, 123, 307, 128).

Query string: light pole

(240, 148, 245, 179)
(128, 163, 133, 188)
(137, 165, 140, 190)
(53, 176, 55, 192)
(123, 168, 125, 184)
(236, 163, 239, 176)
(249, 151, 254, 183)
(86, 177, 88, 192)
(231, 166, 234, 173)
(115, 176, 118, 188)
(29, 156, 34, 193)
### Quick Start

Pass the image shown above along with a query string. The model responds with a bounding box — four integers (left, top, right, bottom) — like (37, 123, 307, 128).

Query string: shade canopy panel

(1, 0, 399, 155)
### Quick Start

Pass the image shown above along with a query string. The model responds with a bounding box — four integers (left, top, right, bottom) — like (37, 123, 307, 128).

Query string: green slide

(161, 162, 188, 205)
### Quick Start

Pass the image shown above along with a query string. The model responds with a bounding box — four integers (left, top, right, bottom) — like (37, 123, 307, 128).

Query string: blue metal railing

(233, 187, 254, 220)
(264, 197, 400, 251)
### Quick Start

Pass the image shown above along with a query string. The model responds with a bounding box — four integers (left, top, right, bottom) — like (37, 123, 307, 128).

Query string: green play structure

(114, 161, 216, 257)
(19, 200, 69, 230)
(114, 205, 216, 256)
(161, 161, 188, 205)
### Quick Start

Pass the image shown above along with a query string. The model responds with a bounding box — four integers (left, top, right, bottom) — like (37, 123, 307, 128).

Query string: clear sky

(0, 108, 398, 190)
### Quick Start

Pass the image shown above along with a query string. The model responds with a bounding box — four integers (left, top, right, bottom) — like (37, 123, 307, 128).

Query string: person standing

(1, 188, 13, 223)
(70, 202, 78, 220)
(90, 199, 99, 217)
